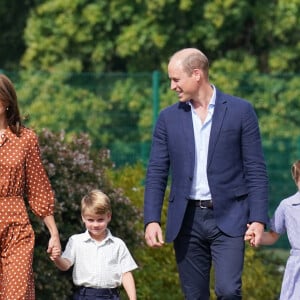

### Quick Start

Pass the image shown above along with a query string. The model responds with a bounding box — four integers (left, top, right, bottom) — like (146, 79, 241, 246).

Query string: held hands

(244, 224, 255, 247)
(244, 222, 264, 247)
(47, 235, 62, 261)
(48, 246, 61, 261)
(145, 222, 164, 248)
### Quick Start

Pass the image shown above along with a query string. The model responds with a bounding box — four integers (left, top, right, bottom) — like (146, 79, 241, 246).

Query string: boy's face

(82, 212, 111, 241)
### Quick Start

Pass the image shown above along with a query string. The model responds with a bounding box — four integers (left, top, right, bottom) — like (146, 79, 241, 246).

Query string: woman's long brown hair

(0, 74, 22, 136)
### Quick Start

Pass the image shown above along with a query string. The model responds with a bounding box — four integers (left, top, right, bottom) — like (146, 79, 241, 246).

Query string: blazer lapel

(178, 102, 195, 161)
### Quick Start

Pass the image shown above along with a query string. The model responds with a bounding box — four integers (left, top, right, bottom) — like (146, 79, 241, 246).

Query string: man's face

(168, 61, 198, 102)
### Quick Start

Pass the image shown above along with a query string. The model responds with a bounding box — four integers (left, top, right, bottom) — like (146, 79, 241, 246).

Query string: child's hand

(244, 224, 255, 247)
(48, 246, 61, 261)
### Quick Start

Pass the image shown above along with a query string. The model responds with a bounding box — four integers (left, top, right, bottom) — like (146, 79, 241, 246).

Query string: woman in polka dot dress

(0, 74, 61, 300)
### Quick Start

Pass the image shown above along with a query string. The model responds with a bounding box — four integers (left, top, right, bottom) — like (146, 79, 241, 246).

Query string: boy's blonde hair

(81, 189, 111, 216)
(291, 160, 300, 183)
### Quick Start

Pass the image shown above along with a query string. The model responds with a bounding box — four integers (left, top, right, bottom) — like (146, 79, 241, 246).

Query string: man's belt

(188, 199, 213, 209)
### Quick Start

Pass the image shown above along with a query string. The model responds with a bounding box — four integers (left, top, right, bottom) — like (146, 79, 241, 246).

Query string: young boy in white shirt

(52, 189, 138, 300)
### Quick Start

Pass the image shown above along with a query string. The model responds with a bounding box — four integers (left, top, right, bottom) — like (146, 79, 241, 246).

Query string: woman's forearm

(43, 215, 59, 237)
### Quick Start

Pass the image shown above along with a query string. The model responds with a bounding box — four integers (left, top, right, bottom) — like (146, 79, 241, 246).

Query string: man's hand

(145, 222, 164, 248)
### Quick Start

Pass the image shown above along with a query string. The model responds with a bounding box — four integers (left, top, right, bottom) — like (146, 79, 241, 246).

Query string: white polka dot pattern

(0, 127, 55, 299)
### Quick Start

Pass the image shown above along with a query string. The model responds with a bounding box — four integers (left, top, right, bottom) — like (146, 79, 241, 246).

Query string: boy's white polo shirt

(61, 229, 138, 288)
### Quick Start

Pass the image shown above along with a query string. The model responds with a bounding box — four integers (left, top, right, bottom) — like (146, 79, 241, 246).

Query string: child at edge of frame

(245, 159, 300, 300)
(51, 189, 138, 300)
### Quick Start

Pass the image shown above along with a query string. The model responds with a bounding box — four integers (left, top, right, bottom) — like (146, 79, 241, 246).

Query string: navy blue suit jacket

(144, 88, 269, 243)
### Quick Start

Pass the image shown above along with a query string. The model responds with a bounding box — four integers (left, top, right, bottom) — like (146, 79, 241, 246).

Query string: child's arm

(122, 271, 136, 300)
(260, 230, 280, 245)
(52, 254, 72, 271)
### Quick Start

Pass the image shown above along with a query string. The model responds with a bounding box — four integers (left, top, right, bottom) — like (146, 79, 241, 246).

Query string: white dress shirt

(61, 229, 138, 288)
(189, 85, 216, 200)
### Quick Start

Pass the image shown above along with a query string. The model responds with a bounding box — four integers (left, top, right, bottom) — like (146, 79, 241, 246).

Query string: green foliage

(207, 66, 300, 140)
(3, 0, 300, 78)
(0, 0, 33, 69)
(12, 0, 300, 163)
(241, 246, 283, 300)
(21, 0, 300, 74)
(16, 70, 153, 163)
(30, 129, 142, 299)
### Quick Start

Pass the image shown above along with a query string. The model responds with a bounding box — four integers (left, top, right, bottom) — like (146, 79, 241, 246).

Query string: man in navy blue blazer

(144, 48, 269, 300)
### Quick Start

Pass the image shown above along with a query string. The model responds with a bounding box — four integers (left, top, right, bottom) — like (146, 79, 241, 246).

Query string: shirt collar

(292, 191, 300, 206)
(210, 84, 216, 106)
(83, 229, 114, 244)
(188, 84, 216, 108)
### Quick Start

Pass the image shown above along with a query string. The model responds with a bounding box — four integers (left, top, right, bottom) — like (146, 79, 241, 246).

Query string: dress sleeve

(270, 201, 286, 234)
(25, 131, 55, 218)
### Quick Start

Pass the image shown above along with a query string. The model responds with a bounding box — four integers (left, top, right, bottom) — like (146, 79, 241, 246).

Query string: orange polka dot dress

(0, 127, 55, 300)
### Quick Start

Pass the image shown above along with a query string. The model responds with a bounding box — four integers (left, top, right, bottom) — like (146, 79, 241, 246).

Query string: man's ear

(192, 68, 203, 82)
